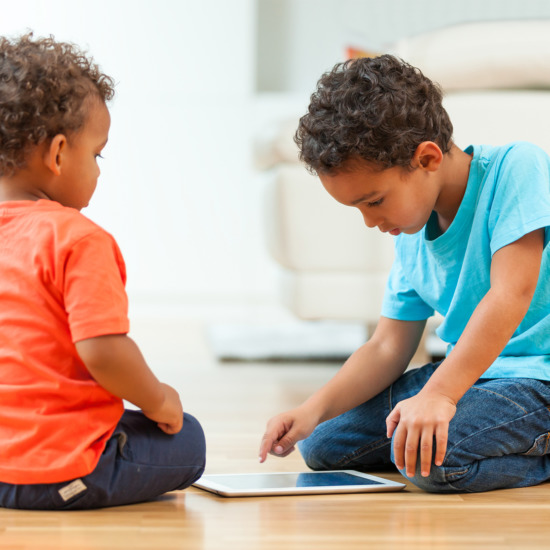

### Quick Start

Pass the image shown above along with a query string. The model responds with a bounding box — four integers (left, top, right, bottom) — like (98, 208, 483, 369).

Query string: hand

(259, 406, 320, 463)
(386, 390, 457, 478)
(142, 383, 184, 435)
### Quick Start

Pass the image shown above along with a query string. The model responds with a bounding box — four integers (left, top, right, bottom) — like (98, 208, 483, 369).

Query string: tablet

(193, 470, 406, 497)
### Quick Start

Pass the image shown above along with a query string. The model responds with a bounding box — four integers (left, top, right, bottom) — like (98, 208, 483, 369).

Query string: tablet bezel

(193, 470, 406, 497)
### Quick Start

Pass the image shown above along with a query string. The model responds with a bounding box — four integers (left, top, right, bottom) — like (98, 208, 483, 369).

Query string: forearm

(424, 285, 532, 403)
(303, 346, 403, 423)
(75, 334, 165, 412)
(302, 318, 425, 423)
(259, 318, 426, 461)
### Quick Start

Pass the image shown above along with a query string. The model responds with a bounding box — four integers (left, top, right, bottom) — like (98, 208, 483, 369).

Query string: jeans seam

(445, 405, 550, 465)
(446, 419, 516, 464)
(443, 385, 529, 462)
(116, 454, 206, 471)
(335, 438, 391, 468)
(445, 467, 470, 480)
(471, 386, 528, 414)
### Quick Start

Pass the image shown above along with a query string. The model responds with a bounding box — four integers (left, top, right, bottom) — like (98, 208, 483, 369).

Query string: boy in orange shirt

(0, 34, 205, 510)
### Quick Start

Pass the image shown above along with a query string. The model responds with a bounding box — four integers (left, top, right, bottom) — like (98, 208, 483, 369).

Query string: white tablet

(193, 470, 406, 497)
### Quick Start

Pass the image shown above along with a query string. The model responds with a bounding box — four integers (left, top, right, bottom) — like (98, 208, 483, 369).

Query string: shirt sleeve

(489, 142, 550, 255)
(381, 250, 434, 321)
(63, 229, 130, 342)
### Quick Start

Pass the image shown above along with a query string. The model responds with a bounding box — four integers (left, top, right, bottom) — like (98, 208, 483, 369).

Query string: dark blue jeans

(0, 409, 206, 510)
(299, 363, 550, 493)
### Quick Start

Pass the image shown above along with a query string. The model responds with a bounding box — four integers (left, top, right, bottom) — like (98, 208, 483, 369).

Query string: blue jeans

(0, 409, 206, 510)
(299, 363, 550, 493)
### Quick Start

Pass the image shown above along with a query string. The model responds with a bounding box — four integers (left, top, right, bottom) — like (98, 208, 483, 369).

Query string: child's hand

(142, 383, 184, 435)
(386, 390, 457, 478)
(258, 406, 319, 463)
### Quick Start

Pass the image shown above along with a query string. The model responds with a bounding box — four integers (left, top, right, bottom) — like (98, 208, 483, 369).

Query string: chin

(403, 226, 424, 235)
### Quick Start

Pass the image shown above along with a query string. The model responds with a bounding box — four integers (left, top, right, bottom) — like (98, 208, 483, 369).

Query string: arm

(387, 228, 544, 477)
(258, 316, 426, 462)
(75, 334, 183, 434)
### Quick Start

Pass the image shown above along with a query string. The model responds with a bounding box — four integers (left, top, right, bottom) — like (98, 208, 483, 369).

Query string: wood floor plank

(1, 317, 549, 549)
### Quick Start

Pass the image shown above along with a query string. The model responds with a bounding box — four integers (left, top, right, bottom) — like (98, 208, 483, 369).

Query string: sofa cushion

(392, 20, 550, 90)
(280, 270, 388, 321)
(444, 90, 550, 155)
(264, 165, 394, 271)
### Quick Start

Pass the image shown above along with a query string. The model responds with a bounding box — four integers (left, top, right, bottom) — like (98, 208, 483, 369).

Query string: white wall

(7, 0, 550, 318)
(0, 0, 277, 311)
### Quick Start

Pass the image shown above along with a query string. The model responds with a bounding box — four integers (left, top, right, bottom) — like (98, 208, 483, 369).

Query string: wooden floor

(1, 316, 550, 549)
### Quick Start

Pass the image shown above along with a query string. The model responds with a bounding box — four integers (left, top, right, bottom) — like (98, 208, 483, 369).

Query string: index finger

(259, 431, 278, 463)
(391, 423, 407, 472)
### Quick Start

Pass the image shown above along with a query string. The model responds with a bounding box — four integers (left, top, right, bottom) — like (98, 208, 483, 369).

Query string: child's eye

(95, 154, 104, 160)
(366, 198, 383, 207)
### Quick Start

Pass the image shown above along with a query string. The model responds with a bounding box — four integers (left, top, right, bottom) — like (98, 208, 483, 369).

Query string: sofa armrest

(264, 164, 394, 272)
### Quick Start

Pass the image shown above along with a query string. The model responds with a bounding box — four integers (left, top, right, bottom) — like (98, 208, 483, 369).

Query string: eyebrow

(350, 192, 379, 205)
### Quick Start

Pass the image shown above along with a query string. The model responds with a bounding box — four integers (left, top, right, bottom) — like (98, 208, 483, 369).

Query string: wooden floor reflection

(2, 479, 549, 549)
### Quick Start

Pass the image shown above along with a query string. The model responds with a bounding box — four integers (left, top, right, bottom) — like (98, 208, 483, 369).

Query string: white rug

(207, 320, 368, 362)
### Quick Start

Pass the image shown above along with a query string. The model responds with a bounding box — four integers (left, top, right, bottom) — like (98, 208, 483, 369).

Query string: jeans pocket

(115, 430, 129, 458)
(521, 432, 550, 456)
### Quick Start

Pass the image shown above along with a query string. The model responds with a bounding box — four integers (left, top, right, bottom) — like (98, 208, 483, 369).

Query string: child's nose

(361, 210, 379, 229)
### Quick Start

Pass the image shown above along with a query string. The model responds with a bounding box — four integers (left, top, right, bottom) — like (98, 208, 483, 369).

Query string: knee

(170, 413, 206, 488)
(182, 413, 206, 466)
(397, 466, 457, 493)
(298, 430, 339, 471)
(182, 412, 204, 441)
(390, 438, 462, 494)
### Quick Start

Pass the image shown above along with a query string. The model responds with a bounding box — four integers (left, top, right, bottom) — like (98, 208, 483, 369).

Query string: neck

(434, 145, 472, 232)
(0, 184, 49, 202)
(0, 148, 52, 203)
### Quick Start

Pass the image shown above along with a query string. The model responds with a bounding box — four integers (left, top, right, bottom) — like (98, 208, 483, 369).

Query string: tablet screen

(205, 471, 384, 490)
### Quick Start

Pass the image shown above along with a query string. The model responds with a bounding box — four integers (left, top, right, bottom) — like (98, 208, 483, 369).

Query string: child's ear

(413, 141, 443, 171)
(43, 134, 67, 176)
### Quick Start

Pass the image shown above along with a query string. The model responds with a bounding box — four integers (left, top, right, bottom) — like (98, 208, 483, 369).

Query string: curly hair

(0, 33, 115, 176)
(295, 54, 453, 174)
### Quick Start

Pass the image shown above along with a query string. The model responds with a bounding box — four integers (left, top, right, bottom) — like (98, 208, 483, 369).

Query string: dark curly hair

(295, 54, 453, 174)
(0, 33, 115, 176)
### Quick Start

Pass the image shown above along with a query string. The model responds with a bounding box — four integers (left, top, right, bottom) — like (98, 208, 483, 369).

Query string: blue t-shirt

(381, 141, 550, 380)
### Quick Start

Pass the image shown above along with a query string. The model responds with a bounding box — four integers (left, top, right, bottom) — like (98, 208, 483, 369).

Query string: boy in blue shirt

(259, 55, 550, 493)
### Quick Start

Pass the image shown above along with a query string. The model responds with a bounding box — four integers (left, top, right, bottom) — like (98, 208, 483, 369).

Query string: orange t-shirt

(0, 200, 129, 484)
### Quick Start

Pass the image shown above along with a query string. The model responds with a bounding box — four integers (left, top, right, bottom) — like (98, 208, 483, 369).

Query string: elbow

(492, 280, 538, 320)
(513, 276, 539, 308)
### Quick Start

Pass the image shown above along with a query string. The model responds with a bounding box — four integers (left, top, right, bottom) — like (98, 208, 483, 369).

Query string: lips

(379, 226, 401, 236)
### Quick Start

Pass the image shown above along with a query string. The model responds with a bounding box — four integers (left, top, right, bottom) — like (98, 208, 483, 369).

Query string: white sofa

(259, 21, 550, 334)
